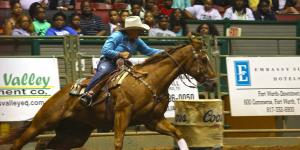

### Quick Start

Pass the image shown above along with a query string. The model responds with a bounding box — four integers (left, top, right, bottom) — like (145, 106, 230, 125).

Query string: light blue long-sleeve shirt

(101, 31, 161, 59)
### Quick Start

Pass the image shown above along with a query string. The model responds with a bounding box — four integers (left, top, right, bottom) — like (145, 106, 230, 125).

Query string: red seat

(75, 2, 112, 10)
(92, 3, 112, 10)
(94, 10, 110, 24)
(75, 2, 111, 23)
(0, 1, 10, 9)
(276, 14, 300, 21)
(112, 3, 128, 10)
(75, 1, 80, 10)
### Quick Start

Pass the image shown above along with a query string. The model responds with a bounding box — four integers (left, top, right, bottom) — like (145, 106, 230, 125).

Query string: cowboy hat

(123, 16, 150, 31)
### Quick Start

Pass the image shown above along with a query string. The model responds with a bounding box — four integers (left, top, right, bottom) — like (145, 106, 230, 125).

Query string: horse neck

(147, 45, 191, 94)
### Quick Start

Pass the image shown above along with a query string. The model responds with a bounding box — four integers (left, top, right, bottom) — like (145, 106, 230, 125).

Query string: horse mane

(135, 44, 187, 68)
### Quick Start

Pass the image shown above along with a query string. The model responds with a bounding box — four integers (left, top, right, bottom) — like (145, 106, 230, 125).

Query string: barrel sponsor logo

(203, 110, 223, 123)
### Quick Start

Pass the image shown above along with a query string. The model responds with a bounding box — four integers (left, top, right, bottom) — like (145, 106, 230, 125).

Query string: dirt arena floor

(2, 144, 300, 150)
(223, 145, 300, 150)
(142, 145, 300, 150)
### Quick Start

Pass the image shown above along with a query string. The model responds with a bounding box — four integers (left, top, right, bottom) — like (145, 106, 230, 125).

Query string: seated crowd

(0, 0, 299, 36)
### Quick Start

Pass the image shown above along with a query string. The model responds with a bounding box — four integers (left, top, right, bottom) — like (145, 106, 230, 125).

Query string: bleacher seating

(112, 3, 128, 10)
(92, 3, 111, 23)
(0, 0, 9, 9)
(276, 14, 300, 21)
(75, 2, 112, 23)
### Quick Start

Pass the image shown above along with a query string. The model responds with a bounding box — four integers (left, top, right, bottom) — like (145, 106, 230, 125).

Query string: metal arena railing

(0, 36, 300, 142)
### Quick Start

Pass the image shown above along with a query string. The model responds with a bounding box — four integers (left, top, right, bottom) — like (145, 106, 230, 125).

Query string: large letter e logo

(234, 61, 251, 86)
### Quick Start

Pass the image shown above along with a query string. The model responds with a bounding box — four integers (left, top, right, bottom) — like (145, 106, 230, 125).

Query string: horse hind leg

(10, 123, 44, 150)
(10, 108, 66, 149)
(144, 118, 189, 150)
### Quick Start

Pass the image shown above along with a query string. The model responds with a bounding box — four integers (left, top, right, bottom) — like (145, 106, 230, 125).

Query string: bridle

(128, 44, 217, 102)
(162, 45, 216, 89)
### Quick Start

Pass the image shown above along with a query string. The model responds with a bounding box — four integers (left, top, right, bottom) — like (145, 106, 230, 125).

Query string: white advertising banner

(92, 58, 199, 118)
(227, 57, 300, 116)
(0, 58, 60, 121)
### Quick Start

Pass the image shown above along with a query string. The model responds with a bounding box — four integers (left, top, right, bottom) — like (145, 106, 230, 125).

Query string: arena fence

(1, 35, 300, 147)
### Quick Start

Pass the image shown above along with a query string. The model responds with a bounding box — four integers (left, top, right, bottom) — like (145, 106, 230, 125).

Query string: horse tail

(0, 121, 31, 144)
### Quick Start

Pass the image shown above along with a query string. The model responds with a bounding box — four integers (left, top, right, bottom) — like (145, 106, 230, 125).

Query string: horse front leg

(145, 118, 189, 150)
(114, 105, 131, 150)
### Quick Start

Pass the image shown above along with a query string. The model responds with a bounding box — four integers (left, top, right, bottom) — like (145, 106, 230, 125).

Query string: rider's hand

(118, 51, 131, 59)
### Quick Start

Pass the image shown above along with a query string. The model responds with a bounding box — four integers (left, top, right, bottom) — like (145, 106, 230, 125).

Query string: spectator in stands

(223, 0, 255, 20)
(150, 4, 161, 19)
(108, 9, 121, 35)
(249, 0, 260, 11)
(48, 0, 74, 10)
(127, 0, 145, 19)
(12, 14, 34, 36)
(80, 16, 161, 106)
(158, 0, 174, 16)
(32, 6, 50, 36)
(119, 9, 130, 28)
(185, 0, 222, 20)
(45, 12, 77, 36)
(80, 0, 107, 35)
(28, 2, 41, 19)
(144, 11, 156, 28)
(254, 0, 277, 20)
(57, 0, 74, 10)
(70, 13, 86, 35)
(169, 8, 190, 36)
(20, 0, 48, 10)
(196, 23, 219, 36)
(3, 0, 23, 35)
(144, 0, 156, 11)
(296, 0, 300, 8)
(142, 11, 155, 35)
(149, 14, 176, 37)
(131, 1, 145, 19)
(272, 0, 299, 14)
(172, 0, 191, 10)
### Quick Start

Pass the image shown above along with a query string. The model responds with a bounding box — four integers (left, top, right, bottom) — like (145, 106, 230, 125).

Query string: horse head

(183, 35, 217, 91)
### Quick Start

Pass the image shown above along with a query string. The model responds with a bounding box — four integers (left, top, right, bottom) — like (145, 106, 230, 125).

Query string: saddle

(69, 59, 147, 99)
(69, 78, 90, 96)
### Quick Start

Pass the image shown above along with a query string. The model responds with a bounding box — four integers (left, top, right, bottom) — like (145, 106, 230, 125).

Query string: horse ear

(189, 34, 203, 50)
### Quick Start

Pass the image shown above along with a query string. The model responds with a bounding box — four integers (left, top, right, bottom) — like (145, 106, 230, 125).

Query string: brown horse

(1, 41, 216, 150)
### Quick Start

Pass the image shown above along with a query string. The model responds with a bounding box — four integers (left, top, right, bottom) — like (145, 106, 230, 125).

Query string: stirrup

(80, 92, 94, 107)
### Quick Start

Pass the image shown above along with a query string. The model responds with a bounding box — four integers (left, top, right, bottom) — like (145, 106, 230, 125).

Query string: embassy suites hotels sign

(0, 58, 60, 121)
(227, 57, 300, 116)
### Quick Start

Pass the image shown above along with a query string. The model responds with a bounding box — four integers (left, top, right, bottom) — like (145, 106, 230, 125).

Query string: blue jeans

(85, 57, 116, 91)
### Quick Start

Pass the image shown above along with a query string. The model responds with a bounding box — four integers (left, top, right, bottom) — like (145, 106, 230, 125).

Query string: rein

(126, 44, 216, 103)
(162, 50, 198, 88)
(162, 45, 216, 88)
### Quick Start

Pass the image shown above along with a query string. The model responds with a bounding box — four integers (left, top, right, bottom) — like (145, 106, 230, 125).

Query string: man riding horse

(80, 16, 161, 106)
